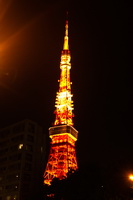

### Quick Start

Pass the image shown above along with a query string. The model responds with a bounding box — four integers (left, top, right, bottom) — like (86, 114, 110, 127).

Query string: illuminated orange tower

(44, 20, 78, 185)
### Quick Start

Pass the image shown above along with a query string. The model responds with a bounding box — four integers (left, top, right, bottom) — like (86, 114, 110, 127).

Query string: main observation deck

(49, 125, 78, 140)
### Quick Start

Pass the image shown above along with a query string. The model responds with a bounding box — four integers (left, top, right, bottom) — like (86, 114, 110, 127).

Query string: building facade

(0, 119, 45, 200)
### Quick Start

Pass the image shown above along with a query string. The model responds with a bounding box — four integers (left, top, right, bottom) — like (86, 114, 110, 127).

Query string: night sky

(0, 0, 130, 172)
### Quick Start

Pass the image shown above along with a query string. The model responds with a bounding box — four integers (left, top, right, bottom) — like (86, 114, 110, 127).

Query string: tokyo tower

(44, 20, 78, 185)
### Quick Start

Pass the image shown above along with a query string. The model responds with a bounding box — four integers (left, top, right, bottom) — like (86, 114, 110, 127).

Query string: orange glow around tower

(44, 20, 78, 185)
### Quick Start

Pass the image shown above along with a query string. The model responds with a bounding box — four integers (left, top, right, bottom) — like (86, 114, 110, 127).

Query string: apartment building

(0, 119, 46, 200)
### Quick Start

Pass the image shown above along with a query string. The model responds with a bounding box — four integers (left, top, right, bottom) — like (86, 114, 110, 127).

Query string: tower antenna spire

(63, 14, 69, 50)
(66, 11, 68, 20)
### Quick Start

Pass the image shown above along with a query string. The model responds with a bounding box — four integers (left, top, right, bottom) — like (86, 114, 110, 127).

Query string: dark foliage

(43, 164, 132, 200)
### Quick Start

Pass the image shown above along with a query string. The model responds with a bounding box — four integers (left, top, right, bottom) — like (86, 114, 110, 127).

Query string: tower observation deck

(44, 20, 78, 185)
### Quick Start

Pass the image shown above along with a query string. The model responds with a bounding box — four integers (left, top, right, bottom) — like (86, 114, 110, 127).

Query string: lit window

(6, 196, 11, 200)
(16, 175, 18, 178)
(18, 144, 23, 149)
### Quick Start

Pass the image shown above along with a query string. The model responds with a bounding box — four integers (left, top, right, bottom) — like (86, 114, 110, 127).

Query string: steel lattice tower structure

(44, 20, 78, 185)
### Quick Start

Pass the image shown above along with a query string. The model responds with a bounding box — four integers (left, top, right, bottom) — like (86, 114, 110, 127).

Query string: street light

(129, 175, 133, 182)
(129, 174, 133, 190)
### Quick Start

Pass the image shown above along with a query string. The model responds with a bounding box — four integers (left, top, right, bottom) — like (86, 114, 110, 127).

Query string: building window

(25, 153, 32, 161)
(27, 135, 34, 142)
(13, 195, 17, 200)
(6, 195, 17, 200)
(22, 174, 31, 181)
(8, 163, 21, 171)
(0, 148, 8, 156)
(0, 157, 7, 164)
(18, 144, 23, 149)
(6, 196, 11, 200)
(0, 140, 9, 148)
(14, 185, 18, 190)
(9, 153, 21, 161)
(6, 174, 20, 181)
(12, 123, 24, 134)
(10, 145, 18, 152)
(5, 184, 19, 192)
(26, 144, 33, 152)
(0, 166, 6, 172)
(41, 147, 43, 152)
(24, 163, 32, 171)
(27, 122, 35, 133)
(22, 184, 30, 191)
(5, 185, 12, 190)
(11, 135, 24, 143)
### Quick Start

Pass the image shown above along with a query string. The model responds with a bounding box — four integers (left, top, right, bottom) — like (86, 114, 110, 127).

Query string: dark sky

(0, 0, 130, 170)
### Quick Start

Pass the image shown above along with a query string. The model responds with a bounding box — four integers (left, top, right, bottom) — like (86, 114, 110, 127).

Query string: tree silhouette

(43, 163, 131, 200)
